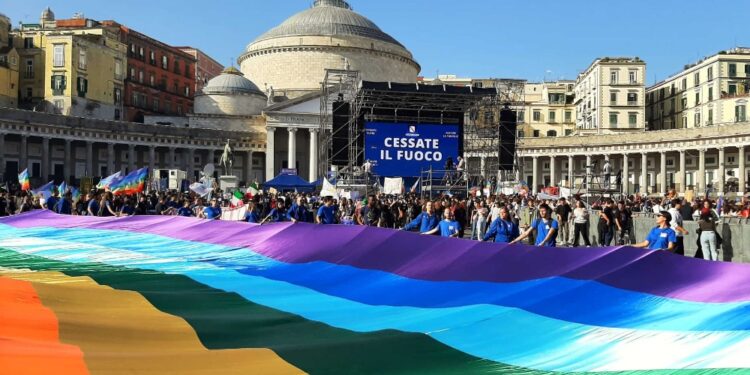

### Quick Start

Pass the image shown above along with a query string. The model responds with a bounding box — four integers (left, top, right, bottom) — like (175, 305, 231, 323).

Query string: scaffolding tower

(319, 69, 362, 184)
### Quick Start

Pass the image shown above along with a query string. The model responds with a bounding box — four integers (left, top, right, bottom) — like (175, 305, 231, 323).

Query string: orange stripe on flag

(0, 275, 90, 375)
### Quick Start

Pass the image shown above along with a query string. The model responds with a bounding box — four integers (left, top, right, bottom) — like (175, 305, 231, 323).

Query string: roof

(264, 172, 316, 191)
(250, 0, 405, 48)
(201, 67, 265, 96)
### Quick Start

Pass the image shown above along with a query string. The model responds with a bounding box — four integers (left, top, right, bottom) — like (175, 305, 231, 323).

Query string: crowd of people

(0, 182, 740, 262)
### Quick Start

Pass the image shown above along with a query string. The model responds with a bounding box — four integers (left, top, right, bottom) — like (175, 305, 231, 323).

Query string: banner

(320, 179, 338, 198)
(220, 205, 247, 221)
(383, 177, 404, 195)
(364, 122, 460, 177)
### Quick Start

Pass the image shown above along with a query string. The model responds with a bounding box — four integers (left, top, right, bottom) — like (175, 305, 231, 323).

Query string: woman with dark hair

(572, 200, 591, 247)
(698, 205, 719, 261)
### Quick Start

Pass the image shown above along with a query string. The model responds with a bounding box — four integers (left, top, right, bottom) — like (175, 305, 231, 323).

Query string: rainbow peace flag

(109, 167, 148, 195)
(17, 168, 30, 191)
(1, 210, 750, 374)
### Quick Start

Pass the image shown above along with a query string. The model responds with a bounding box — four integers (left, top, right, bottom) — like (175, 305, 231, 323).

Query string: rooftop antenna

(229, 57, 234, 69)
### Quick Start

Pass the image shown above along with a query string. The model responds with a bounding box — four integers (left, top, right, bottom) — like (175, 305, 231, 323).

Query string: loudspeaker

(331, 101, 350, 165)
(498, 107, 517, 171)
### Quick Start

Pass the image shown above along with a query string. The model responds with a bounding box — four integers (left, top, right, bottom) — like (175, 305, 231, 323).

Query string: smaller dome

(202, 67, 265, 96)
(41, 7, 55, 21)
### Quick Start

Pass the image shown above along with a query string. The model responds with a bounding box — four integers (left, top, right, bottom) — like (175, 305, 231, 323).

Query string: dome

(41, 7, 55, 22)
(202, 67, 265, 96)
(251, 0, 404, 48)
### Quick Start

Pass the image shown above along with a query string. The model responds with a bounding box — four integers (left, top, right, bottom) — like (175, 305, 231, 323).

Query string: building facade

(517, 81, 576, 138)
(574, 57, 646, 134)
(0, 12, 19, 108)
(102, 21, 196, 123)
(647, 47, 750, 130)
(12, 13, 126, 120)
(176, 47, 224, 94)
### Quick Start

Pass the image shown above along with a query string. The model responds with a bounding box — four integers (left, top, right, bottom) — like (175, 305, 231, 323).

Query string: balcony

(628, 100, 638, 106)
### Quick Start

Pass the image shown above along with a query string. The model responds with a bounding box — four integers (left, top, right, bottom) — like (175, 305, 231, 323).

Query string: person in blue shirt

(316, 197, 338, 224)
(287, 197, 310, 223)
(511, 204, 559, 247)
(54, 191, 73, 215)
(119, 198, 135, 216)
(86, 193, 100, 216)
(483, 207, 520, 243)
(177, 201, 193, 217)
(634, 211, 677, 251)
(245, 202, 261, 223)
(402, 203, 439, 233)
(203, 199, 222, 220)
(423, 209, 460, 237)
(263, 199, 288, 223)
(44, 190, 59, 211)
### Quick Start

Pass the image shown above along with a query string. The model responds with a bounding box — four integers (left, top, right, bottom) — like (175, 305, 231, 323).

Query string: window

(610, 70, 618, 84)
(695, 92, 700, 105)
(708, 86, 714, 101)
(682, 116, 688, 128)
(565, 129, 573, 136)
(114, 109, 121, 120)
(610, 92, 617, 104)
(78, 49, 87, 70)
(52, 44, 65, 67)
(24, 59, 33, 78)
(174, 60, 180, 74)
(729, 63, 737, 77)
(609, 113, 618, 126)
(138, 70, 144, 83)
(115, 59, 122, 79)
(51, 75, 66, 95)
(150, 73, 155, 86)
(533, 110, 541, 122)
(76, 77, 88, 98)
(546, 130, 557, 137)
(130, 43, 136, 54)
(729, 84, 737, 95)
(708, 109, 713, 125)
(162, 56, 168, 70)
(627, 92, 637, 105)
(565, 111, 572, 122)
(517, 131, 525, 138)
(694, 72, 700, 85)
(114, 87, 121, 104)
(129, 67, 135, 80)
(150, 51, 155, 65)
(25, 87, 32, 98)
(153, 98, 160, 112)
(54, 99, 64, 113)
(177, 105, 183, 115)
(629, 71, 636, 84)
(746, 64, 750, 75)
(681, 97, 687, 109)
(548, 110, 556, 122)
(694, 112, 701, 126)
(23, 37, 34, 49)
(681, 78, 687, 91)
(708, 67, 713, 80)
(139, 47, 144, 58)
(484, 111, 494, 123)
(736, 105, 747, 122)
(628, 113, 637, 127)
(532, 130, 540, 137)
(517, 110, 525, 123)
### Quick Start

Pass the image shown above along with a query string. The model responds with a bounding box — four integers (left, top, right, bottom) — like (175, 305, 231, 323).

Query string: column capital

(309, 128, 320, 134)
(288, 128, 299, 133)
(267, 127, 277, 133)
(679, 149, 686, 154)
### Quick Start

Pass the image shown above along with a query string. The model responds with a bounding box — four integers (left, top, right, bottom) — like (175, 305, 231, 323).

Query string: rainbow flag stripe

(109, 167, 148, 195)
(17, 169, 30, 191)
(1, 210, 750, 374)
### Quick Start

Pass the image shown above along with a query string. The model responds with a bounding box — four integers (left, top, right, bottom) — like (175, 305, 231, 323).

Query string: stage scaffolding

(319, 69, 362, 184)
(463, 79, 526, 184)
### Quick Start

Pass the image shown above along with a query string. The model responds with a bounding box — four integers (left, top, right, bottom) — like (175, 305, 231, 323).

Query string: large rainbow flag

(17, 168, 30, 191)
(109, 167, 148, 195)
(1, 210, 750, 374)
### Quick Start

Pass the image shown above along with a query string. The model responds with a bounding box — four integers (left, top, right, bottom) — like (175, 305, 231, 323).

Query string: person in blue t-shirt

(263, 200, 288, 223)
(483, 207, 520, 243)
(287, 197, 310, 223)
(54, 192, 73, 215)
(423, 209, 460, 237)
(634, 210, 677, 251)
(316, 197, 338, 224)
(119, 198, 135, 216)
(245, 202, 261, 223)
(177, 201, 193, 217)
(203, 199, 222, 220)
(402, 204, 439, 233)
(86, 193, 100, 216)
(511, 204, 559, 247)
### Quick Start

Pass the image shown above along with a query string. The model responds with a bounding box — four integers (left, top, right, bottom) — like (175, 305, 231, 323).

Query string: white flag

(190, 182, 210, 197)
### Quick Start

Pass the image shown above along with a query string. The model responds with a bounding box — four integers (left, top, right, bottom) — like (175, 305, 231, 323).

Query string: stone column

(659, 151, 667, 194)
(168, 147, 176, 169)
(622, 153, 629, 194)
(640, 152, 648, 194)
(128, 144, 136, 173)
(245, 151, 254, 183)
(287, 128, 297, 171)
(20, 135, 28, 173)
(266, 128, 276, 180)
(41, 137, 50, 180)
(532, 156, 539, 194)
(148, 146, 156, 174)
(187, 148, 195, 181)
(567, 155, 574, 188)
(85, 141, 93, 177)
(64, 139, 72, 181)
(309, 129, 318, 181)
(739, 146, 746, 194)
(678, 150, 686, 193)
(585, 155, 592, 190)
(718, 147, 726, 194)
(697, 148, 706, 193)
(480, 156, 486, 177)
(107, 143, 115, 176)
(0, 133, 5, 178)
(550, 155, 557, 187)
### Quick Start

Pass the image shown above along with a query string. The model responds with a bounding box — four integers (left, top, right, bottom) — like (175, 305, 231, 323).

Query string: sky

(2, 0, 749, 85)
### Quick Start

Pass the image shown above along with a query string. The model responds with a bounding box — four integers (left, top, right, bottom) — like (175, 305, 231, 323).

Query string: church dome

(239, 0, 419, 98)
(41, 7, 55, 22)
(202, 67, 265, 96)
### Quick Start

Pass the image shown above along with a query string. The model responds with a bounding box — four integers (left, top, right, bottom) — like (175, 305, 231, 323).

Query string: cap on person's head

(657, 210, 672, 222)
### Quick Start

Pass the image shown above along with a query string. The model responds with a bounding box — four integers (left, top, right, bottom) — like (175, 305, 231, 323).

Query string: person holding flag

(18, 169, 30, 191)
(230, 190, 245, 208)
